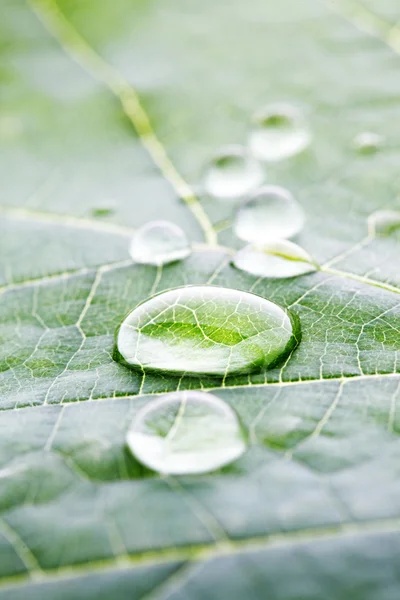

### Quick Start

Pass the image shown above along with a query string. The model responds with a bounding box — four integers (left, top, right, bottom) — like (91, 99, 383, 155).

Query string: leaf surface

(1, 0, 400, 597)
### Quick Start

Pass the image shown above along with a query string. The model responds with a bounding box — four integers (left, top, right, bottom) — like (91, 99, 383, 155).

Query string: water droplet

(203, 145, 264, 200)
(232, 240, 317, 279)
(115, 285, 300, 377)
(368, 210, 400, 236)
(129, 221, 191, 266)
(233, 185, 305, 244)
(126, 391, 247, 474)
(353, 132, 384, 154)
(91, 207, 114, 218)
(248, 104, 311, 162)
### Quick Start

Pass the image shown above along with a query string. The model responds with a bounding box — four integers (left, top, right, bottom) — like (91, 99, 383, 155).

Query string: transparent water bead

(233, 185, 305, 244)
(232, 240, 317, 279)
(249, 103, 311, 162)
(353, 132, 384, 154)
(203, 145, 264, 200)
(129, 220, 191, 266)
(115, 285, 300, 377)
(126, 391, 247, 474)
(368, 210, 400, 236)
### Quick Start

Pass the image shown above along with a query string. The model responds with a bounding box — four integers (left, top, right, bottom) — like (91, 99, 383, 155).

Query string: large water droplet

(126, 391, 247, 474)
(368, 210, 400, 236)
(115, 285, 300, 377)
(129, 220, 191, 266)
(248, 104, 311, 162)
(233, 185, 305, 244)
(353, 132, 384, 155)
(203, 145, 264, 200)
(232, 240, 317, 279)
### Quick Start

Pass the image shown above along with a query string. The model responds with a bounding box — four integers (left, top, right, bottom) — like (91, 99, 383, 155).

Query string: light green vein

(0, 519, 43, 579)
(321, 266, 400, 296)
(28, 0, 217, 246)
(331, 0, 400, 53)
(0, 516, 400, 591)
(0, 205, 134, 237)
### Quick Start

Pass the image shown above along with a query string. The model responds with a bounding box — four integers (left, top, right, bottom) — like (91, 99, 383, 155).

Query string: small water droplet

(232, 240, 317, 279)
(203, 145, 264, 200)
(248, 103, 311, 162)
(368, 209, 400, 236)
(115, 285, 300, 377)
(91, 207, 114, 218)
(353, 132, 384, 154)
(129, 221, 191, 266)
(233, 185, 305, 244)
(126, 391, 247, 474)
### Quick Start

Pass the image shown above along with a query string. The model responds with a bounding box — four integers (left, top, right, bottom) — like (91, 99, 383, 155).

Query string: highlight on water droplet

(248, 103, 311, 162)
(203, 145, 264, 200)
(232, 240, 317, 279)
(233, 185, 305, 244)
(126, 391, 247, 474)
(115, 285, 300, 377)
(368, 209, 400, 236)
(129, 220, 191, 266)
(353, 132, 384, 155)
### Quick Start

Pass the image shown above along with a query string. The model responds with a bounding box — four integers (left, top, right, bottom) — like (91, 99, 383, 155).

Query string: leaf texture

(1, 0, 400, 597)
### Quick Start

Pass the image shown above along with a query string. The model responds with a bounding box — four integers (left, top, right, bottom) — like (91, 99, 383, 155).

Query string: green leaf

(1, 0, 400, 597)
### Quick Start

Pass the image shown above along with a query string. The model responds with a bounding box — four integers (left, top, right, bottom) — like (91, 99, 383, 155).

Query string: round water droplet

(232, 240, 317, 279)
(129, 220, 191, 266)
(368, 210, 400, 236)
(203, 145, 264, 200)
(115, 285, 300, 377)
(353, 132, 384, 155)
(126, 391, 247, 474)
(248, 103, 311, 162)
(233, 185, 305, 244)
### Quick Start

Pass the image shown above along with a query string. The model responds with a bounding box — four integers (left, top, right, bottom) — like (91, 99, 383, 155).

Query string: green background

(1, 0, 400, 597)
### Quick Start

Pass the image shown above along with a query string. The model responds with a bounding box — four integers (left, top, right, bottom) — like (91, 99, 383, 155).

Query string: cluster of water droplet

(114, 103, 395, 475)
(114, 103, 322, 474)
(115, 282, 300, 473)
(114, 104, 315, 474)
(202, 103, 318, 279)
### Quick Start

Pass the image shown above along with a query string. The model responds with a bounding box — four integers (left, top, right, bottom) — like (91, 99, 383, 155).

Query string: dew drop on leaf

(203, 145, 264, 200)
(353, 131, 384, 155)
(233, 185, 305, 244)
(114, 285, 300, 377)
(129, 220, 191, 266)
(126, 391, 247, 474)
(368, 209, 400, 236)
(248, 103, 311, 162)
(232, 240, 317, 279)
(91, 207, 114, 218)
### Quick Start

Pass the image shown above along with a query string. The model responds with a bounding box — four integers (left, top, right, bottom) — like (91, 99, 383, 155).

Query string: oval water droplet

(129, 220, 191, 266)
(353, 132, 384, 155)
(91, 207, 114, 218)
(248, 103, 311, 162)
(368, 210, 400, 236)
(115, 285, 300, 377)
(233, 185, 305, 244)
(232, 240, 317, 279)
(203, 145, 264, 200)
(126, 391, 247, 474)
